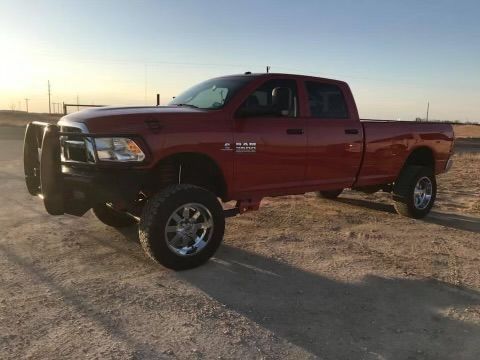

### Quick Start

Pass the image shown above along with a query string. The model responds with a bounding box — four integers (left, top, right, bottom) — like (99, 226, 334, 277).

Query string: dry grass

(453, 124, 480, 138)
(437, 152, 480, 216)
(454, 152, 480, 160)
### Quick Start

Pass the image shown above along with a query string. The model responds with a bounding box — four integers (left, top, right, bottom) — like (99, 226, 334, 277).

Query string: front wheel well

(148, 153, 227, 199)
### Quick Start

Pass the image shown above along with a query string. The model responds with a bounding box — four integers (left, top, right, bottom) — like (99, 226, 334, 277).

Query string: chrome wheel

(164, 203, 214, 256)
(413, 176, 433, 210)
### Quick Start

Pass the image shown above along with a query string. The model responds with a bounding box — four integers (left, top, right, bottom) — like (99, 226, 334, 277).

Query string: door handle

(344, 128, 359, 135)
(286, 128, 304, 135)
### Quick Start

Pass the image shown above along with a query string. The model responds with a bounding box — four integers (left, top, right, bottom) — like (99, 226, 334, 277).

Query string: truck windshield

(169, 77, 253, 110)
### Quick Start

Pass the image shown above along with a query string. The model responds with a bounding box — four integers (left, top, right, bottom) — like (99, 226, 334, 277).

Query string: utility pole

(266, 65, 271, 73)
(76, 94, 79, 111)
(24, 98, 30, 113)
(48, 80, 51, 114)
(426, 101, 430, 122)
(156, 93, 160, 106)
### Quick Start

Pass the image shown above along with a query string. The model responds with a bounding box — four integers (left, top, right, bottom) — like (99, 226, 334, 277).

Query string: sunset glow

(1, 0, 479, 121)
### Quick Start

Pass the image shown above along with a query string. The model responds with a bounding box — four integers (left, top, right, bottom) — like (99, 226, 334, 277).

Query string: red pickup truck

(24, 73, 454, 269)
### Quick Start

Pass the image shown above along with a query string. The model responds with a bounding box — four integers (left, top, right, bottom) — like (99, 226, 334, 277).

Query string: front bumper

(61, 166, 147, 216)
(24, 122, 147, 216)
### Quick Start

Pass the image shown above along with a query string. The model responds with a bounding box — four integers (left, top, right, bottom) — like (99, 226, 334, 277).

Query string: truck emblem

(221, 143, 233, 151)
(235, 142, 256, 153)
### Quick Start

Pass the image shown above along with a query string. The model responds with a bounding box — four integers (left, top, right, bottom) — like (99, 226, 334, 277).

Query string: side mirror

(272, 87, 292, 116)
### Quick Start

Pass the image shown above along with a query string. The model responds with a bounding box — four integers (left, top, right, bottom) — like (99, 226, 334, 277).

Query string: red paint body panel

(356, 120, 454, 187)
(61, 73, 454, 202)
(233, 116, 307, 192)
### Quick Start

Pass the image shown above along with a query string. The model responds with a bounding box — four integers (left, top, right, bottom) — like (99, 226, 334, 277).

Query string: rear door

(233, 78, 307, 193)
(304, 80, 364, 189)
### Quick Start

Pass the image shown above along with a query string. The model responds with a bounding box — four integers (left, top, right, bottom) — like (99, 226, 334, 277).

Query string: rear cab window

(305, 81, 349, 119)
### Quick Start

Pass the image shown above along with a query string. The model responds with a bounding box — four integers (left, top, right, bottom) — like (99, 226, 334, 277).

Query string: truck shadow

(427, 212, 480, 233)
(180, 245, 480, 359)
(337, 197, 480, 234)
(0, 243, 168, 359)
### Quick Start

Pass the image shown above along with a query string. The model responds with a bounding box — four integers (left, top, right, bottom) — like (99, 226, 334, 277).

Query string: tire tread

(138, 184, 224, 270)
(392, 166, 436, 219)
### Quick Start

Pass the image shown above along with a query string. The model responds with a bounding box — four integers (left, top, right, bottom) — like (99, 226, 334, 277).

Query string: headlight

(94, 137, 145, 162)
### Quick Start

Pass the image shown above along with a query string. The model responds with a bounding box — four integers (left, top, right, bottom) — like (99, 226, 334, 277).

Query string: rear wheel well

(404, 147, 435, 169)
(149, 153, 227, 199)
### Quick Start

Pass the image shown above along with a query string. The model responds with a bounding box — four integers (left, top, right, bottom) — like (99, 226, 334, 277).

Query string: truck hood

(58, 105, 210, 133)
(60, 105, 206, 122)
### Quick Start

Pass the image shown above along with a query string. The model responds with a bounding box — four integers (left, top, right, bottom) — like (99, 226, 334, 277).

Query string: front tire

(393, 166, 436, 219)
(92, 204, 137, 228)
(139, 184, 225, 270)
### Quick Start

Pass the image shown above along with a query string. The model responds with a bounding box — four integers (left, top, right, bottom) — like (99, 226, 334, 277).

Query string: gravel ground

(1, 129, 479, 360)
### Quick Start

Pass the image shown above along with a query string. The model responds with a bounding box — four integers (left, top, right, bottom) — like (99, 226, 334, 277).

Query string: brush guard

(24, 121, 150, 217)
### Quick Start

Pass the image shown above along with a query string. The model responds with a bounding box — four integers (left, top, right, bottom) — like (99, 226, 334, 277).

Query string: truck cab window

(238, 79, 298, 117)
(169, 77, 252, 109)
(306, 82, 348, 119)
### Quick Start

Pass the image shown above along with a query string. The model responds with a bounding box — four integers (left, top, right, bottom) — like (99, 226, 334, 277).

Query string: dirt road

(1, 127, 479, 359)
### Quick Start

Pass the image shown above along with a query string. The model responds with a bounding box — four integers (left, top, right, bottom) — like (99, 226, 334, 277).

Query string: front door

(233, 78, 307, 194)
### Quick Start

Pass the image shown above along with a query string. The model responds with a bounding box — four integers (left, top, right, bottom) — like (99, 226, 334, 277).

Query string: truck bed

(355, 120, 454, 187)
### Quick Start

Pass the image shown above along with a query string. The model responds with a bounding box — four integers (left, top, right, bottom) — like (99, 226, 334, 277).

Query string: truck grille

(60, 125, 95, 163)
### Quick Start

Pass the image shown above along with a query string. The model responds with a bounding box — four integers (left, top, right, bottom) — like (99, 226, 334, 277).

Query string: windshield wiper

(175, 103, 200, 109)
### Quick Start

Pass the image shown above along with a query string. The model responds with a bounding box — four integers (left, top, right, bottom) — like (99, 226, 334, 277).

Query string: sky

(0, 0, 479, 121)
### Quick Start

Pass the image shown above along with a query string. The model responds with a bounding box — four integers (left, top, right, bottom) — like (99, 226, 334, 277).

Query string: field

(0, 125, 479, 359)
(0, 111, 61, 127)
(453, 124, 480, 138)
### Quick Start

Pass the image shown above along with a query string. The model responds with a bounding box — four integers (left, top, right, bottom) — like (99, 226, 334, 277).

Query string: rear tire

(92, 204, 137, 228)
(139, 184, 225, 270)
(317, 189, 343, 199)
(393, 166, 436, 219)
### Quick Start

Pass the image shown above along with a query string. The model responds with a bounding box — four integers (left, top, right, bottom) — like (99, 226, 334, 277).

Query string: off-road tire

(92, 204, 137, 228)
(317, 189, 343, 199)
(138, 184, 225, 270)
(393, 165, 436, 219)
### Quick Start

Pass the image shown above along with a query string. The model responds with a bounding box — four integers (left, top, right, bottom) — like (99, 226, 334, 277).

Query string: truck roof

(217, 72, 348, 85)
